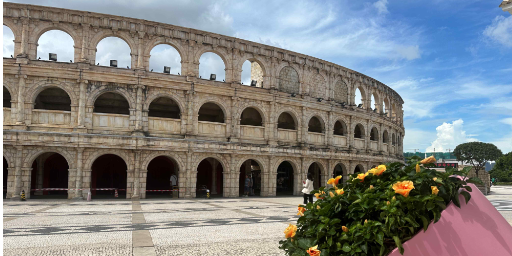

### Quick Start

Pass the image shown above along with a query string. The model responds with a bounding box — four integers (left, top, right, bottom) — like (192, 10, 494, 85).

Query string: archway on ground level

(37, 30, 74, 62)
(34, 88, 72, 111)
(333, 163, 348, 185)
(355, 164, 365, 174)
(239, 160, 262, 197)
(91, 154, 127, 198)
(199, 52, 226, 82)
(241, 60, 264, 87)
(308, 162, 322, 190)
(94, 92, 130, 115)
(4, 87, 11, 108)
(149, 44, 182, 75)
(276, 161, 294, 196)
(198, 102, 225, 123)
(96, 37, 132, 68)
(148, 97, 180, 119)
(30, 153, 69, 199)
(277, 112, 296, 130)
(4, 157, 8, 199)
(196, 158, 223, 197)
(240, 107, 263, 126)
(146, 156, 179, 198)
(3, 25, 15, 58)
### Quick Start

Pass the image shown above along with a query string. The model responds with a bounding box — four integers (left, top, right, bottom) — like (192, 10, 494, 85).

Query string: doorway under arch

(30, 153, 69, 199)
(91, 154, 127, 198)
(196, 158, 223, 198)
(276, 161, 294, 196)
(307, 162, 322, 190)
(145, 156, 179, 198)
(239, 160, 262, 197)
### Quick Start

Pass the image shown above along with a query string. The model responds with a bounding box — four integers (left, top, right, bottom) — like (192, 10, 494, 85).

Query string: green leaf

(463, 186, 472, 192)
(361, 243, 368, 254)
(419, 215, 429, 231)
(297, 238, 315, 250)
(376, 231, 384, 246)
(342, 243, 351, 252)
(436, 201, 447, 210)
(452, 191, 461, 208)
(460, 191, 471, 204)
(404, 217, 420, 227)
(393, 236, 404, 255)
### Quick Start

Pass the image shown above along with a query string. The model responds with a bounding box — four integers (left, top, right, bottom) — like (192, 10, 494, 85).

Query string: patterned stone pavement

(3, 187, 511, 256)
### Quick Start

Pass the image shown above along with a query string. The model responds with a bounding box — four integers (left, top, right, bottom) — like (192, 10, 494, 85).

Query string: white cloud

(96, 37, 132, 68)
(483, 15, 512, 48)
(395, 45, 420, 60)
(492, 118, 512, 153)
(3, 25, 15, 57)
(426, 119, 478, 152)
(149, 45, 182, 75)
(199, 53, 226, 82)
(37, 30, 75, 62)
(373, 0, 389, 15)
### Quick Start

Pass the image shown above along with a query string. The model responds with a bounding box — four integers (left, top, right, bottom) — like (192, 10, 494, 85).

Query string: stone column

(186, 90, 195, 135)
(34, 157, 44, 196)
(185, 151, 192, 198)
(137, 32, 145, 69)
(74, 148, 84, 199)
(80, 24, 89, 62)
(132, 151, 141, 199)
(16, 75, 26, 124)
(77, 80, 87, 128)
(365, 120, 371, 152)
(18, 18, 28, 57)
(348, 116, 354, 150)
(327, 111, 333, 147)
(134, 85, 144, 133)
(378, 123, 383, 152)
(11, 146, 23, 200)
(301, 107, 307, 145)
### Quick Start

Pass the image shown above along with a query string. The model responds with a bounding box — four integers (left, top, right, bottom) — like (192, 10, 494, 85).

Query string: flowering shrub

(279, 156, 482, 256)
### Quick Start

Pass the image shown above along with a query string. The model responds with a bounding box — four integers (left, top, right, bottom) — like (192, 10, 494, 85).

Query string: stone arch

(332, 161, 349, 183)
(196, 98, 230, 121)
(3, 19, 20, 45)
(383, 129, 389, 143)
(197, 101, 227, 123)
(195, 48, 230, 80)
(87, 87, 136, 110)
(144, 94, 183, 118)
(304, 159, 327, 176)
(83, 149, 133, 171)
(141, 152, 185, 173)
(239, 106, 264, 126)
(89, 30, 137, 61)
(305, 160, 327, 189)
(354, 164, 365, 174)
(3, 148, 14, 169)
(30, 23, 81, 61)
(23, 147, 76, 169)
(26, 81, 78, 107)
(333, 77, 349, 103)
(371, 90, 380, 112)
(353, 83, 367, 107)
(277, 65, 301, 94)
(144, 38, 186, 73)
(307, 115, 325, 133)
(236, 156, 267, 174)
(370, 126, 379, 141)
(193, 154, 229, 173)
(276, 107, 300, 129)
(354, 123, 366, 139)
(237, 55, 268, 86)
(383, 97, 390, 117)
(333, 119, 348, 136)
(236, 103, 268, 125)
(392, 133, 396, 145)
(3, 84, 15, 108)
(272, 158, 300, 175)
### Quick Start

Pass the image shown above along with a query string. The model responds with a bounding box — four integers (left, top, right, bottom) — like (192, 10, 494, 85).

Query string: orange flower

(392, 181, 415, 197)
(433, 177, 437, 181)
(373, 165, 386, 176)
(392, 196, 396, 201)
(420, 156, 436, 164)
(327, 178, 335, 185)
(364, 219, 368, 224)
(369, 185, 374, 189)
(297, 206, 306, 216)
(314, 191, 325, 199)
(386, 201, 390, 205)
(334, 175, 342, 185)
(431, 186, 439, 195)
(336, 188, 345, 195)
(416, 164, 420, 173)
(367, 168, 377, 175)
(316, 205, 321, 210)
(356, 173, 368, 182)
(306, 245, 321, 256)
(284, 224, 297, 238)
(329, 191, 335, 198)
(342, 226, 349, 232)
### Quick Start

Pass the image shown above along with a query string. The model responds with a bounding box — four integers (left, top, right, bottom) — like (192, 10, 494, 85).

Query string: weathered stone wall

(250, 62, 264, 87)
(334, 79, 349, 103)
(278, 66, 300, 94)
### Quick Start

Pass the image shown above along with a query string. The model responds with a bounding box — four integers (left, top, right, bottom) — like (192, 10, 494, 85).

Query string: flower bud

(387, 201, 390, 205)
(342, 226, 349, 232)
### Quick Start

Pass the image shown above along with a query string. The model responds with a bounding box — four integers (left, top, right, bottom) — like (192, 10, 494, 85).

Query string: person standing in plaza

(244, 175, 251, 197)
(170, 173, 178, 196)
(302, 173, 314, 204)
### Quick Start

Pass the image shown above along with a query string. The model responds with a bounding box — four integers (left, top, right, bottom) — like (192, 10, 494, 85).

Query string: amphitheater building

(3, 2, 404, 200)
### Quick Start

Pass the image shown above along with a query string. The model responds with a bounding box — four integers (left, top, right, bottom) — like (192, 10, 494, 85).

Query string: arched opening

(277, 112, 296, 130)
(96, 37, 131, 68)
(307, 162, 322, 190)
(37, 30, 74, 62)
(4, 87, 12, 108)
(146, 156, 179, 198)
(384, 98, 390, 117)
(148, 97, 180, 119)
(240, 107, 263, 126)
(91, 154, 127, 198)
(372, 93, 380, 112)
(4, 157, 8, 199)
(239, 159, 262, 197)
(94, 92, 130, 115)
(30, 153, 69, 199)
(354, 124, 365, 139)
(149, 44, 181, 75)
(198, 102, 224, 123)
(3, 25, 15, 58)
(392, 134, 396, 145)
(392, 103, 397, 121)
(383, 130, 389, 143)
(371, 94, 376, 111)
(355, 87, 364, 107)
(333, 120, 346, 136)
(308, 116, 323, 133)
(398, 134, 402, 146)
(370, 127, 379, 141)
(199, 52, 225, 82)
(276, 161, 294, 196)
(241, 60, 263, 87)
(278, 66, 300, 94)
(355, 164, 365, 174)
(196, 158, 223, 197)
(333, 163, 348, 185)
(34, 88, 71, 111)
(333, 79, 349, 104)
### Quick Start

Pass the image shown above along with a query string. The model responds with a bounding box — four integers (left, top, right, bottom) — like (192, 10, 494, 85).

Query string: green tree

(489, 152, 512, 182)
(453, 142, 503, 176)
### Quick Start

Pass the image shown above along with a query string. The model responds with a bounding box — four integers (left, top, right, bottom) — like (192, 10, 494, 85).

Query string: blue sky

(3, 0, 512, 153)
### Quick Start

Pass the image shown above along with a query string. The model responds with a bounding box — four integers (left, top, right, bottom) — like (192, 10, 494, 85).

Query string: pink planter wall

(388, 183, 512, 256)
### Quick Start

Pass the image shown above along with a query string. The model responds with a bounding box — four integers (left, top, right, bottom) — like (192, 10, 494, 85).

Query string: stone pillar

(186, 90, 195, 135)
(231, 96, 239, 139)
(365, 120, 370, 152)
(378, 123, 383, 152)
(301, 107, 307, 145)
(11, 146, 23, 200)
(137, 32, 145, 69)
(34, 157, 44, 196)
(80, 24, 89, 62)
(18, 18, 28, 57)
(16, 75, 26, 124)
(132, 151, 142, 199)
(134, 85, 144, 133)
(74, 148, 84, 199)
(178, 170, 186, 198)
(185, 151, 193, 198)
(327, 111, 333, 147)
(77, 80, 87, 128)
(348, 116, 354, 150)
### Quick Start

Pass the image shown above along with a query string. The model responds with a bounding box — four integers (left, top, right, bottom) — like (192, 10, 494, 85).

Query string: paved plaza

(3, 186, 512, 256)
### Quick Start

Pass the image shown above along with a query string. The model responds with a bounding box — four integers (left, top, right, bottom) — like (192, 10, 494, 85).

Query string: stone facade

(500, 0, 512, 15)
(3, 2, 405, 200)
(333, 79, 349, 104)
